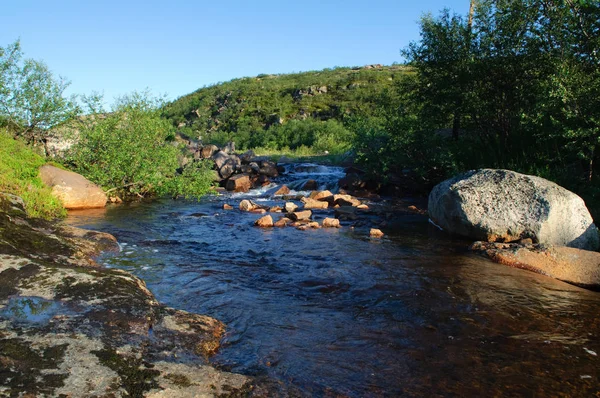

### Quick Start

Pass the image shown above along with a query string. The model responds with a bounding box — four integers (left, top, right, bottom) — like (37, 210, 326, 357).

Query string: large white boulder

(428, 169, 599, 250)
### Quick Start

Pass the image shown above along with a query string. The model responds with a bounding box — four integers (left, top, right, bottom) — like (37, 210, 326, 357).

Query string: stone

(251, 208, 267, 214)
(274, 218, 290, 227)
(357, 204, 369, 210)
(428, 169, 599, 250)
(334, 194, 362, 207)
(301, 197, 329, 209)
(274, 185, 291, 196)
(225, 174, 251, 193)
(370, 228, 385, 238)
(322, 218, 341, 228)
(254, 215, 273, 228)
(223, 204, 233, 210)
(288, 210, 312, 221)
(303, 180, 318, 190)
(223, 141, 235, 154)
(239, 199, 257, 212)
(312, 190, 334, 202)
(270, 206, 283, 213)
(307, 222, 321, 229)
(471, 242, 600, 289)
(259, 160, 279, 177)
(212, 151, 229, 170)
(284, 202, 299, 213)
(39, 165, 107, 210)
(200, 144, 219, 159)
(239, 150, 255, 164)
(218, 156, 241, 179)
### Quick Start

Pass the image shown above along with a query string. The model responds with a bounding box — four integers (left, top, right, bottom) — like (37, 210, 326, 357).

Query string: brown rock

(225, 174, 251, 193)
(307, 222, 321, 229)
(39, 165, 107, 210)
(312, 190, 334, 203)
(254, 215, 273, 228)
(288, 210, 312, 221)
(334, 194, 361, 207)
(274, 218, 290, 227)
(301, 197, 329, 209)
(357, 204, 369, 210)
(284, 202, 299, 213)
(239, 199, 257, 212)
(322, 218, 341, 228)
(270, 206, 283, 213)
(274, 185, 291, 196)
(251, 209, 267, 214)
(370, 228, 384, 238)
(471, 242, 600, 288)
(223, 204, 233, 210)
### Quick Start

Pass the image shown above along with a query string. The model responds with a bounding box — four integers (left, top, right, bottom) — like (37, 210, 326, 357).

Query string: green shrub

(0, 128, 65, 219)
(66, 92, 213, 199)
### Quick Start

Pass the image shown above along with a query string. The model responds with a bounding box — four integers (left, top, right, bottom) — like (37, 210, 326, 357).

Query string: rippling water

(67, 164, 600, 397)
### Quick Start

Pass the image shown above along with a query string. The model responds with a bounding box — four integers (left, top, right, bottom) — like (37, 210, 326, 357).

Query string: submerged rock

(429, 169, 599, 250)
(471, 241, 600, 289)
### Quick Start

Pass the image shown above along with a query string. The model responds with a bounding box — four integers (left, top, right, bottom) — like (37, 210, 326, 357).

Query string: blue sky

(2, 0, 468, 106)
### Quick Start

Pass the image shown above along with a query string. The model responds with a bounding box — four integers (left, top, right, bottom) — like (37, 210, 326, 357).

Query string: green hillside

(162, 65, 411, 152)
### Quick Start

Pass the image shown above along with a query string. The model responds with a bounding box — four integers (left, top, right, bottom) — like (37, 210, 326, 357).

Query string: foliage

(0, 128, 65, 219)
(66, 91, 213, 199)
(0, 40, 78, 153)
(162, 65, 411, 151)
(357, 0, 598, 215)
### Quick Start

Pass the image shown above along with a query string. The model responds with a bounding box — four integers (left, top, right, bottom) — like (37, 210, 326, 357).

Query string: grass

(252, 145, 354, 165)
(0, 128, 66, 219)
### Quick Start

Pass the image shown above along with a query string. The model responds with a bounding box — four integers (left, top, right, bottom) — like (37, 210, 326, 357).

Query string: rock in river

(428, 169, 599, 250)
(471, 241, 600, 289)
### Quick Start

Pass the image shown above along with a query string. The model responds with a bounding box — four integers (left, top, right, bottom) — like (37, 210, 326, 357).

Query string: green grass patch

(0, 128, 66, 219)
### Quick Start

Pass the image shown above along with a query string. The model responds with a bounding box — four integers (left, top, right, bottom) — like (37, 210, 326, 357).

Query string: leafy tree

(67, 91, 213, 199)
(0, 40, 78, 153)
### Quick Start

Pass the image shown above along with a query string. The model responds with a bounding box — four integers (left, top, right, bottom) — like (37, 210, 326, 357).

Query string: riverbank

(0, 193, 254, 396)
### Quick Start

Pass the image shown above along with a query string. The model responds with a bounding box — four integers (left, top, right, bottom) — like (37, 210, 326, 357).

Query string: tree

(403, 9, 474, 140)
(0, 40, 78, 153)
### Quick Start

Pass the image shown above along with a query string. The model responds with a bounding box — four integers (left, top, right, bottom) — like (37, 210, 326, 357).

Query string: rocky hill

(162, 64, 411, 151)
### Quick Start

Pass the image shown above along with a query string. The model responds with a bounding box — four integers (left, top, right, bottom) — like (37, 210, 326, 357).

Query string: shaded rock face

(428, 169, 599, 250)
(471, 242, 600, 289)
(225, 174, 251, 193)
(39, 165, 107, 210)
(0, 193, 251, 396)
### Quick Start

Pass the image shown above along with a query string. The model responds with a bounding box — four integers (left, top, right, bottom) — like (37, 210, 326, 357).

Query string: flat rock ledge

(470, 241, 600, 289)
(0, 193, 254, 397)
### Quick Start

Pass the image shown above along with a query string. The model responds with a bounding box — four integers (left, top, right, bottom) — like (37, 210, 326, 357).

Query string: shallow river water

(66, 164, 600, 397)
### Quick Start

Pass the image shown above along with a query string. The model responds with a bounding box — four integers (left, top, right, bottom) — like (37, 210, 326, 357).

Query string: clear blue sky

(2, 0, 468, 106)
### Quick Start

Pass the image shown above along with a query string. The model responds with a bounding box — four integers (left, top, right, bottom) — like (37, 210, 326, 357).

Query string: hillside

(162, 64, 411, 152)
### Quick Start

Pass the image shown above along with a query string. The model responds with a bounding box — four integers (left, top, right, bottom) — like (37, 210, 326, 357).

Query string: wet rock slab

(0, 193, 251, 396)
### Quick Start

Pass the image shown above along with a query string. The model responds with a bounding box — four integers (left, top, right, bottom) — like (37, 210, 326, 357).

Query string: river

(66, 163, 600, 397)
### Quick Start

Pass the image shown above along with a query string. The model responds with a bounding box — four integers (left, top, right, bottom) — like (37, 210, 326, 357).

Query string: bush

(0, 128, 65, 219)
(66, 92, 213, 199)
